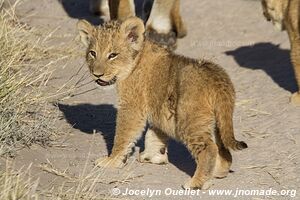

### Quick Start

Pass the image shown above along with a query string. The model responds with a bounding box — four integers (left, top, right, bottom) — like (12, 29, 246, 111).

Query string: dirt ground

(2, 0, 300, 199)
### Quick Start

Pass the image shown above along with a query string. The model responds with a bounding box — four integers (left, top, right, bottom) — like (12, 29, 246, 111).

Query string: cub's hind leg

(213, 130, 232, 179)
(181, 115, 218, 189)
(184, 136, 218, 189)
(139, 128, 169, 165)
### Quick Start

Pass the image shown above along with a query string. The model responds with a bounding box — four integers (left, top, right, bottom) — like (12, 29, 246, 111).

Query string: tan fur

(77, 17, 247, 189)
(262, 0, 300, 105)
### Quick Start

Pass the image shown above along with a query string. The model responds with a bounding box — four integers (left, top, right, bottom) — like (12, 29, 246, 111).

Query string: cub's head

(77, 17, 145, 86)
(261, 0, 287, 31)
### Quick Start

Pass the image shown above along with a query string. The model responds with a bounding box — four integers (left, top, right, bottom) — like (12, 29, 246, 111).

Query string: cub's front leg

(95, 106, 146, 168)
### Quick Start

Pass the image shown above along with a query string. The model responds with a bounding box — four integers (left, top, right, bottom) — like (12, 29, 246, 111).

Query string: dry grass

(0, 0, 65, 156)
(41, 157, 139, 200)
(1, 159, 111, 200)
(0, 1, 123, 199)
(0, 160, 39, 200)
(44, 156, 107, 200)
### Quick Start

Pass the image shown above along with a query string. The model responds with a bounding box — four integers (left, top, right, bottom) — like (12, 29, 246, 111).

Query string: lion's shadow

(58, 0, 146, 25)
(225, 42, 297, 93)
(57, 103, 196, 176)
(58, 0, 103, 25)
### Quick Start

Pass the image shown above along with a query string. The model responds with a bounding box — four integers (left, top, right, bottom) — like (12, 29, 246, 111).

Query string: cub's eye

(108, 53, 119, 60)
(89, 50, 97, 59)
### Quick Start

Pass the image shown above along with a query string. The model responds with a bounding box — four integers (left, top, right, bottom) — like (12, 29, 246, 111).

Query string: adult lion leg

(290, 39, 300, 105)
(139, 128, 169, 164)
(89, 0, 110, 21)
(145, 0, 173, 35)
(95, 107, 146, 168)
(144, 0, 186, 50)
(171, 0, 187, 38)
(90, 0, 135, 22)
(109, 0, 135, 21)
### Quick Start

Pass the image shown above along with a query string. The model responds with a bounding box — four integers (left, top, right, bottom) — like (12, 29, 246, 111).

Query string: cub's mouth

(95, 76, 117, 86)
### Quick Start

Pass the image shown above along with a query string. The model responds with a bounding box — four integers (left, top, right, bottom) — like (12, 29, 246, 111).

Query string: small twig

(242, 129, 270, 139)
(95, 174, 144, 185)
(265, 171, 281, 185)
(39, 159, 76, 180)
(235, 99, 253, 107)
(241, 165, 268, 170)
(248, 108, 272, 116)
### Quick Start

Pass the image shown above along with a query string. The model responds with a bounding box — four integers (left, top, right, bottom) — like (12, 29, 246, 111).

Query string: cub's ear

(77, 20, 95, 47)
(120, 17, 145, 50)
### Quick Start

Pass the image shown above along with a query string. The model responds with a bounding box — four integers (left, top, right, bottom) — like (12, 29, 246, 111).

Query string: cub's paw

(183, 179, 212, 190)
(95, 156, 126, 168)
(291, 92, 300, 106)
(183, 179, 203, 190)
(139, 149, 169, 165)
(213, 170, 229, 179)
(213, 154, 230, 178)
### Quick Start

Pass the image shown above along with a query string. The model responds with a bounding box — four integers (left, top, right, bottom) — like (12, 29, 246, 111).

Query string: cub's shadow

(58, 103, 117, 154)
(57, 103, 196, 176)
(225, 42, 297, 93)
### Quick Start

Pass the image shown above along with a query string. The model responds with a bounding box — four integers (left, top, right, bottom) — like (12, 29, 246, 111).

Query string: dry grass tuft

(0, 160, 39, 200)
(0, 0, 67, 156)
(1, 158, 119, 200)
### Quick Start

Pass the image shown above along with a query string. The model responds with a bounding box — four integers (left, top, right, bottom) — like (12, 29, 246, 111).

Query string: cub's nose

(93, 73, 104, 78)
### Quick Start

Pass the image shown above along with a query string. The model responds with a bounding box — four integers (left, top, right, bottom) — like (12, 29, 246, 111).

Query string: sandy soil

(2, 0, 300, 199)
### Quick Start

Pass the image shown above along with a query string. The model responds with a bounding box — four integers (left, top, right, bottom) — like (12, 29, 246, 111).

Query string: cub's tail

(215, 93, 248, 151)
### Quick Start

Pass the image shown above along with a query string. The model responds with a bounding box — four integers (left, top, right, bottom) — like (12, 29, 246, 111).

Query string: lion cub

(77, 17, 247, 189)
(261, 0, 300, 105)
